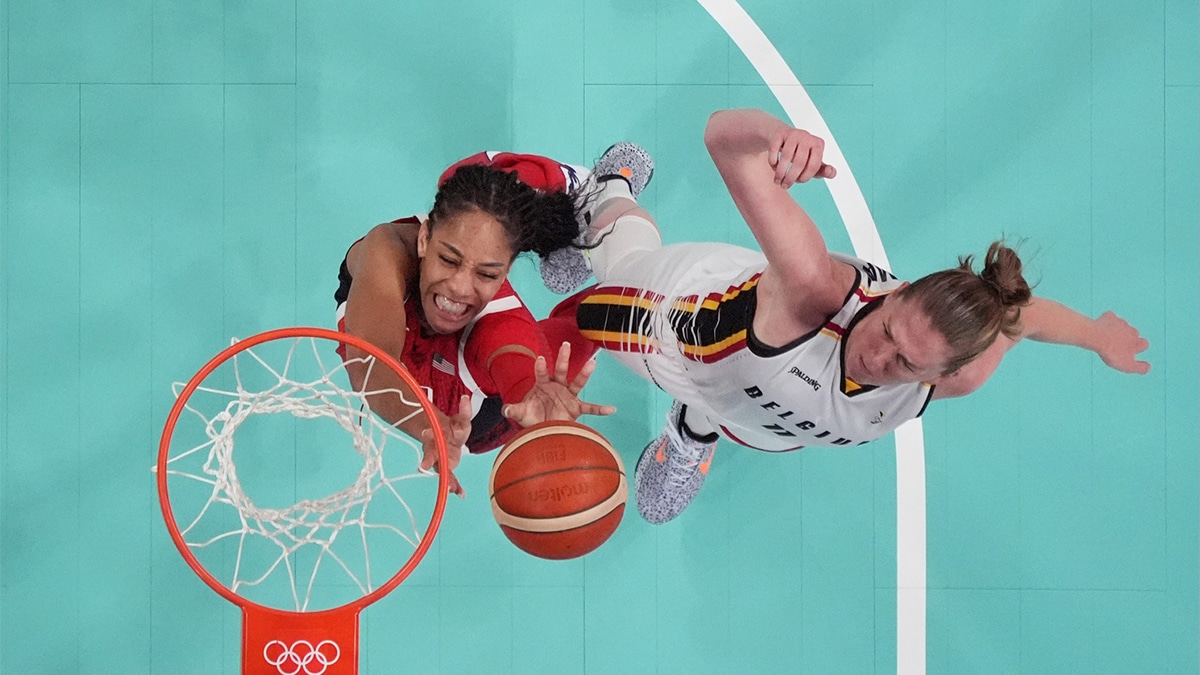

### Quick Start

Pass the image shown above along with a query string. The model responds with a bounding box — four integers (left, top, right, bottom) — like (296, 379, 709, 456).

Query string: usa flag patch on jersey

(432, 353, 455, 376)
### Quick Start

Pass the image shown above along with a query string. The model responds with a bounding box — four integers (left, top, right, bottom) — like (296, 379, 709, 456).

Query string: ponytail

(974, 241, 1032, 338)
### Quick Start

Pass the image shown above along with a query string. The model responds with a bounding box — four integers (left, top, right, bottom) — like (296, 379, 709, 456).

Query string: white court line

(695, 1, 927, 672)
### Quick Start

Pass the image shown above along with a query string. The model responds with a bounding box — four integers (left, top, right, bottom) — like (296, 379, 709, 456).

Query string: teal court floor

(2, 0, 1197, 672)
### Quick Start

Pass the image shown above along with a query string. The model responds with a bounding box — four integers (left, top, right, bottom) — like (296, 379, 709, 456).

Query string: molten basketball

(489, 421, 627, 560)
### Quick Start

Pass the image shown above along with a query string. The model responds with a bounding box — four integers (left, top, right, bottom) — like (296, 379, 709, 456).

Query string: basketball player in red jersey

(335, 158, 617, 496)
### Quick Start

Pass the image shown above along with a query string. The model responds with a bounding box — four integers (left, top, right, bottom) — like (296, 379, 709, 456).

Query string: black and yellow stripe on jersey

(576, 275, 761, 363)
(575, 285, 665, 353)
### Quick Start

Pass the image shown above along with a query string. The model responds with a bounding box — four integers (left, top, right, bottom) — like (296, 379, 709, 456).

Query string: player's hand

(768, 127, 836, 188)
(1093, 311, 1151, 374)
(419, 394, 471, 498)
(501, 342, 617, 427)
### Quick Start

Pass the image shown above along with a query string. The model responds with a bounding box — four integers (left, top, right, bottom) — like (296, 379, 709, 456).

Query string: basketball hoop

(157, 327, 449, 675)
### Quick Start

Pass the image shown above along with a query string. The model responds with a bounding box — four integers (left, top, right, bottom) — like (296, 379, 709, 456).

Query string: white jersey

(575, 243, 934, 451)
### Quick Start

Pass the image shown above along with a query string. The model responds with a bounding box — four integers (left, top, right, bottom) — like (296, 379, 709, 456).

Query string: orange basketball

(489, 421, 627, 560)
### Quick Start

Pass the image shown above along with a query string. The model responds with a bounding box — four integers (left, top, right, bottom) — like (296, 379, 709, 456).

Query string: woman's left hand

(1093, 310, 1151, 374)
(501, 342, 616, 426)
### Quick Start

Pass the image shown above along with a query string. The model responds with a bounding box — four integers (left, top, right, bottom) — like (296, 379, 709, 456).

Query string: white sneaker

(633, 401, 717, 525)
(539, 142, 654, 294)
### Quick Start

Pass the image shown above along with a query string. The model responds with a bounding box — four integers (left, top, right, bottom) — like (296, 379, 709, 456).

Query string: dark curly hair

(896, 240, 1033, 374)
(428, 164, 582, 260)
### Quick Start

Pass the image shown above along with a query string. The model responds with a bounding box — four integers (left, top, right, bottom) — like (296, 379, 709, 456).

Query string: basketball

(489, 421, 627, 560)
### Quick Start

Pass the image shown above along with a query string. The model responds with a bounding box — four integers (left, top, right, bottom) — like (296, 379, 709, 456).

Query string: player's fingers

(782, 153, 809, 188)
(782, 132, 820, 181)
(798, 146, 825, 183)
(554, 342, 572, 382)
(775, 136, 799, 184)
(501, 403, 531, 427)
(446, 403, 468, 440)
(768, 131, 788, 168)
(568, 358, 596, 394)
(580, 401, 617, 417)
(775, 158, 792, 186)
(418, 429, 436, 471)
(783, 150, 808, 187)
(1109, 353, 1151, 375)
(786, 139, 817, 187)
(447, 471, 465, 498)
(453, 394, 472, 424)
(818, 163, 837, 179)
(426, 461, 465, 498)
(533, 355, 549, 382)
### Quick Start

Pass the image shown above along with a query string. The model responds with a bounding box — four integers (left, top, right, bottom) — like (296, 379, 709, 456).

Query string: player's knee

(589, 215, 662, 279)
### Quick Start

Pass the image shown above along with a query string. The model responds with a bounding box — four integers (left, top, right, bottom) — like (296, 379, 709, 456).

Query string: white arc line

(695, 1, 927, 672)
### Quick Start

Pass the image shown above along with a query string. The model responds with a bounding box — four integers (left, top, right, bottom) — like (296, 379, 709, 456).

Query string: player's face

(416, 209, 515, 334)
(844, 292, 953, 386)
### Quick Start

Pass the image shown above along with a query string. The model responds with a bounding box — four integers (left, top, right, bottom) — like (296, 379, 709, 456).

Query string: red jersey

(335, 220, 548, 453)
(335, 151, 581, 452)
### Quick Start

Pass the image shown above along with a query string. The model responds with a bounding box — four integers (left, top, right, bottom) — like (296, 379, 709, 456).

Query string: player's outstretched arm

(704, 109, 848, 323)
(931, 296, 1150, 400)
(1020, 298, 1151, 374)
(343, 224, 467, 495)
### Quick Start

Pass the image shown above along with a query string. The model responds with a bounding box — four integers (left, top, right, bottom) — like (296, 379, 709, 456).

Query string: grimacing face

(415, 208, 515, 334)
(843, 290, 953, 386)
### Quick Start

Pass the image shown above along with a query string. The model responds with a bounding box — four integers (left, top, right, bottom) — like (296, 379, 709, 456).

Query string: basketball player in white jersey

(546, 109, 1150, 524)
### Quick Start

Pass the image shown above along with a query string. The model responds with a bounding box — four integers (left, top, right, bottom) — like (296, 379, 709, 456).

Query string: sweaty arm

(931, 297, 1151, 399)
(342, 224, 427, 428)
(342, 223, 468, 495)
(704, 109, 851, 327)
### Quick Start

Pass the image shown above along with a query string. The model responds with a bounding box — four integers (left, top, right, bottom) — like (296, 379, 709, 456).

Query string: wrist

(489, 351, 538, 402)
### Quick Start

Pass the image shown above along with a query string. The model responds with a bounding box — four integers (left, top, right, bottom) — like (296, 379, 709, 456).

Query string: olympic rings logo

(263, 639, 341, 675)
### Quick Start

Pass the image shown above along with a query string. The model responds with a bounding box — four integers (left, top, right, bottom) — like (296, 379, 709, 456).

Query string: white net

(160, 335, 440, 613)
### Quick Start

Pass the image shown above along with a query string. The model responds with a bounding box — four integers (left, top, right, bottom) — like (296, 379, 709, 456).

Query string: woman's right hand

(419, 394, 472, 497)
(501, 342, 617, 427)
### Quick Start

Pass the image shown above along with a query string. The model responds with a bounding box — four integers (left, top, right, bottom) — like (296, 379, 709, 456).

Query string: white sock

(679, 405, 719, 442)
(588, 177, 635, 222)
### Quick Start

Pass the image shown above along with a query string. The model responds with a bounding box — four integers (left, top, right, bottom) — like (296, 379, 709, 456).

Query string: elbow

(704, 110, 735, 152)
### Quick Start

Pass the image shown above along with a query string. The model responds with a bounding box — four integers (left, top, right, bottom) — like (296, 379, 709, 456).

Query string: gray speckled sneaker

(539, 142, 654, 294)
(634, 401, 717, 525)
(589, 141, 654, 199)
(540, 245, 593, 294)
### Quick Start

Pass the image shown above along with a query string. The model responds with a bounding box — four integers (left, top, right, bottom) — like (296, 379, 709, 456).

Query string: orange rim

(156, 326, 449, 615)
